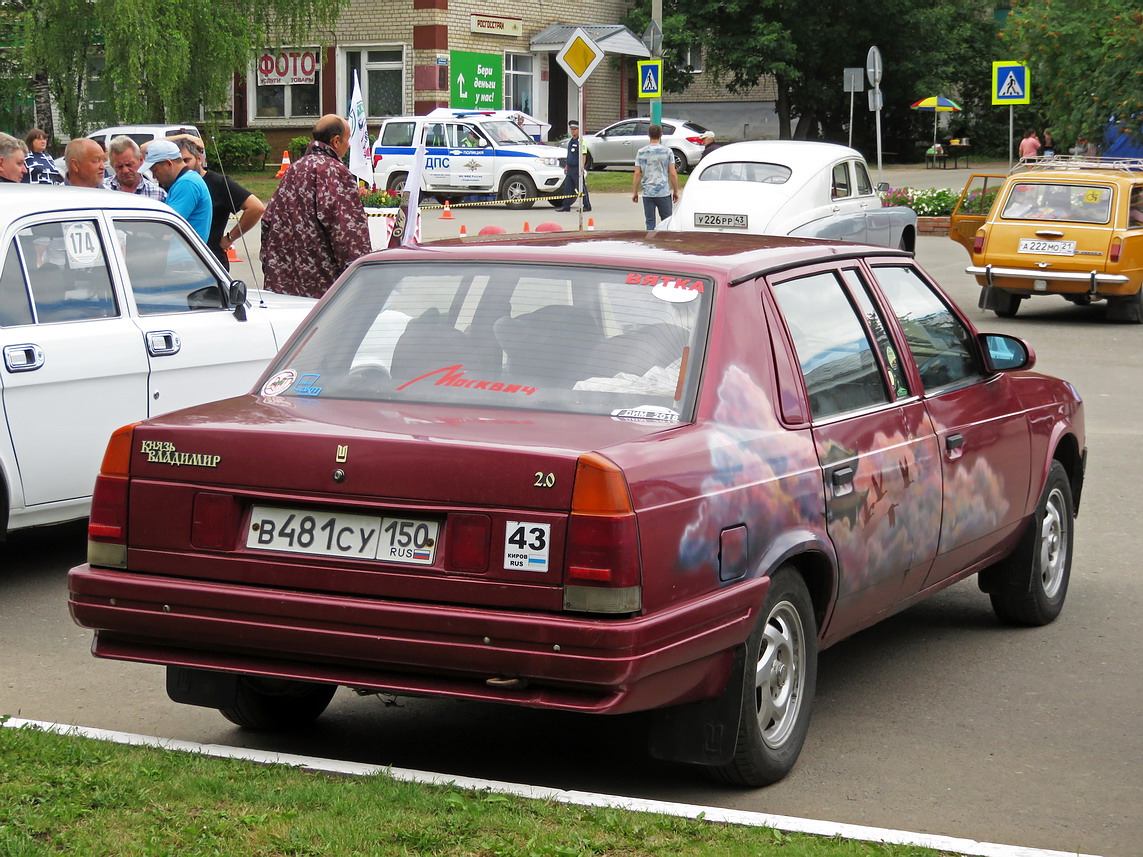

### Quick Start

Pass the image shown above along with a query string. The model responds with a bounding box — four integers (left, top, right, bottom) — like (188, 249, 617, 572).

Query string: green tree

(1002, 1, 1143, 147)
(628, 0, 1001, 158)
(16, 0, 347, 134)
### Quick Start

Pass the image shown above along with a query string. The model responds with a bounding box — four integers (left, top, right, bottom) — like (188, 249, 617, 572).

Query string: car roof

(88, 124, 199, 135)
(360, 230, 906, 284)
(699, 140, 863, 174)
(1, 185, 173, 220)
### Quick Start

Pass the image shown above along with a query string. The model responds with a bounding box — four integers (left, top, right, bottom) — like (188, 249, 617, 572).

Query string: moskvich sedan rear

(69, 232, 1085, 785)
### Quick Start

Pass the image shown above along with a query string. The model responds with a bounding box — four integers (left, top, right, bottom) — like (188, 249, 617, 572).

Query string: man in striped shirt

(103, 136, 167, 201)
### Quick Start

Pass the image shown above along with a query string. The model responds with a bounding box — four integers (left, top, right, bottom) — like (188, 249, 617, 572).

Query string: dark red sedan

(69, 231, 1085, 786)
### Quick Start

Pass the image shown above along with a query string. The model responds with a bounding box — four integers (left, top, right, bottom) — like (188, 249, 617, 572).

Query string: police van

(371, 109, 565, 210)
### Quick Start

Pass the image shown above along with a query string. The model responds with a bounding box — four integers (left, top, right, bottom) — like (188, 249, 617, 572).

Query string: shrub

(289, 136, 311, 160)
(210, 129, 271, 171)
(881, 186, 960, 217)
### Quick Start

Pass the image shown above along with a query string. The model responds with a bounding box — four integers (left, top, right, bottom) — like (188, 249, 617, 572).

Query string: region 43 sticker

(504, 521, 550, 572)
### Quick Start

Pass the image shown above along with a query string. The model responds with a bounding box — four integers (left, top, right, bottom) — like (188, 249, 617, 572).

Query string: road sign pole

(1009, 105, 1014, 169)
(849, 91, 855, 148)
(651, 0, 662, 125)
(578, 85, 585, 230)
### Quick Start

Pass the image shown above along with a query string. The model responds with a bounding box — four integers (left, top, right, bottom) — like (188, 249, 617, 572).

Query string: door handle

(3, 343, 45, 372)
(145, 330, 181, 357)
(830, 465, 855, 496)
(946, 433, 964, 451)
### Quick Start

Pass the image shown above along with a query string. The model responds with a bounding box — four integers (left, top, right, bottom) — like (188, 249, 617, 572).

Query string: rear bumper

(967, 264, 1134, 296)
(68, 565, 767, 715)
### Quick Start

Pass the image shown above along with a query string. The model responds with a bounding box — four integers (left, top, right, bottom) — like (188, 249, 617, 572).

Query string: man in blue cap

(142, 139, 211, 241)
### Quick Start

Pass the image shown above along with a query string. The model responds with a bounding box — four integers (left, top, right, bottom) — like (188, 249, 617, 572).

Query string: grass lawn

(0, 722, 954, 857)
(226, 166, 679, 203)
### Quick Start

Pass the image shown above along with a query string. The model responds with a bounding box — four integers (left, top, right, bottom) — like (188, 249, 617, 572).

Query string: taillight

(372, 153, 383, 167)
(87, 422, 139, 568)
(564, 453, 641, 614)
(973, 229, 986, 255)
(446, 513, 491, 573)
(686, 136, 705, 145)
(1110, 236, 1122, 263)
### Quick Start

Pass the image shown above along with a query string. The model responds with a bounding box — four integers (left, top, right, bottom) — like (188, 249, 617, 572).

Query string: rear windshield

(1000, 182, 1113, 223)
(699, 161, 792, 184)
(266, 262, 712, 421)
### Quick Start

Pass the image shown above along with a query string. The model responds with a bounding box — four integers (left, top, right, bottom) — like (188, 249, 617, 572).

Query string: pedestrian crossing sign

(992, 61, 1030, 105)
(637, 60, 662, 98)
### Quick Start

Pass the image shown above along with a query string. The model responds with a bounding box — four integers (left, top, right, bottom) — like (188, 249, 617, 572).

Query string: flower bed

(881, 186, 959, 217)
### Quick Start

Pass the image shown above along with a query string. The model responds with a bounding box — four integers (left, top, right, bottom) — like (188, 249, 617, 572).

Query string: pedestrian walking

(260, 114, 371, 299)
(632, 124, 679, 229)
(556, 120, 590, 212)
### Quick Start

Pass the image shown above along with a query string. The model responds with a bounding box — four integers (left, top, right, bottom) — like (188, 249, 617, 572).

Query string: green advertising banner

(450, 51, 503, 109)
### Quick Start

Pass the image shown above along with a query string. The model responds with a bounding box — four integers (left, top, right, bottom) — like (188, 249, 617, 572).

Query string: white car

(0, 187, 315, 536)
(662, 141, 917, 250)
(371, 109, 565, 210)
(583, 117, 709, 174)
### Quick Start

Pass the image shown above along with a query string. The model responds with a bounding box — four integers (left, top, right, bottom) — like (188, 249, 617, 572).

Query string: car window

(1001, 182, 1112, 224)
(661, 123, 676, 135)
(683, 122, 710, 134)
(698, 161, 791, 184)
(854, 161, 874, 196)
(606, 122, 639, 137)
(115, 219, 227, 315)
(1130, 183, 1143, 229)
(870, 265, 980, 392)
(0, 239, 35, 326)
(771, 270, 890, 420)
(268, 262, 711, 421)
(13, 221, 119, 323)
(482, 120, 531, 144)
(381, 122, 415, 146)
(831, 163, 851, 199)
(840, 268, 909, 398)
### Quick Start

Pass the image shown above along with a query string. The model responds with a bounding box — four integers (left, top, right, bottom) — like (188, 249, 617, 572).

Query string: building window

(505, 53, 533, 114)
(254, 48, 321, 119)
(678, 47, 703, 74)
(345, 48, 404, 118)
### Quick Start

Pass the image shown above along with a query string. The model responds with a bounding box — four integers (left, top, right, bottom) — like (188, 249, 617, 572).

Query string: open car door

(949, 173, 1006, 256)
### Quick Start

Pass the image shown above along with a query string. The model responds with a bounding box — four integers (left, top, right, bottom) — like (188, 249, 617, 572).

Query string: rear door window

(13, 220, 119, 323)
(0, 239, 34, 326)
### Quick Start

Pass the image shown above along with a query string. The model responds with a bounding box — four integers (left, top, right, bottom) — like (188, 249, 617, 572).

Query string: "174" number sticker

(504, 521, 550, 572)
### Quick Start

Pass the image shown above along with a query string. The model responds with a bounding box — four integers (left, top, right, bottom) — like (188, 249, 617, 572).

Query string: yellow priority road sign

(556, 29, 605, 88)
(637, 60, 662, 98)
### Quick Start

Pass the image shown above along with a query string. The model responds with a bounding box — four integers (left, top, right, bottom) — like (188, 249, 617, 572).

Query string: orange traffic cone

(226, 244, 243, 263)
(440, 200, 455, 220)
(274, 150, 291, 178)
(459, 224, 467, 237)
(586, 218, 595, 231)
(522, 221, 530, 232)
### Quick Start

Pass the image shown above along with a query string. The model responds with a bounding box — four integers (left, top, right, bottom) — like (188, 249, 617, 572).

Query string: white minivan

(371, 109, 565, 210)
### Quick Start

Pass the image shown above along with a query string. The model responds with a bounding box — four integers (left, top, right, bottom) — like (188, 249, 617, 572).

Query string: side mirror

(979, 332, 1034, 372)
(876, 181, 890, 194)
(229, 279, 248, 322)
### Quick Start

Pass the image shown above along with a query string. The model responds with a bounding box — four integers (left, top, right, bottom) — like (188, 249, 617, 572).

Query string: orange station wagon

(950, 156, 1143, 321)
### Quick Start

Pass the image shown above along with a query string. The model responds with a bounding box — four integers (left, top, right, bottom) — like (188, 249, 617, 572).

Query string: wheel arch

(1051, 431, 1085, 515)
(754, 531, 837, 635)
(899, 224, 916, 253)
(0, 467, 9, 540)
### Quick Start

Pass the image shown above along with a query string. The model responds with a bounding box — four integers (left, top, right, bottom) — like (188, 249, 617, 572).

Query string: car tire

(671, 149, 688, 175)
(584, 151, 597, 171)
(500, 173, 537, 210)
(386, 173, 407, 194)
(1105, 289, 1143, 323)
(709, 566, 817, 787)
(993, 290, 1023, 318)
(981, 460, 1073, 626)
(219, 676, 336, 730)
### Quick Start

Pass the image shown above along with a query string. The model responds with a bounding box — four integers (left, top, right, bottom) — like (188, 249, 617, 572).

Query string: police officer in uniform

(556, 120, 591, 212)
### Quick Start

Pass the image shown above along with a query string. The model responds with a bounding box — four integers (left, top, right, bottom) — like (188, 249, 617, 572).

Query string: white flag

(400, 129, 428, 247)
(347, 70, 373, 186)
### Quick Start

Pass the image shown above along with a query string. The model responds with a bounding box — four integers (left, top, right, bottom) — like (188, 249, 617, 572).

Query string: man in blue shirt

(632, 124, 679, 230)
(142, 139, 211, 240)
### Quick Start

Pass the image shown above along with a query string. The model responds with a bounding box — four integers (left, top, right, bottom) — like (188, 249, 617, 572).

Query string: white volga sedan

(1, 186, 315, 536)
(662, 141, 917, 250)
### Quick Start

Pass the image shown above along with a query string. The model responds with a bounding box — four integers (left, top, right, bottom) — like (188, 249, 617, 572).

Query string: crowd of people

(1, 115, 372, 297)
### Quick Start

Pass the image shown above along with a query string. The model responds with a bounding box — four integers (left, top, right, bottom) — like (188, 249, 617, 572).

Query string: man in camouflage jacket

(261, 115, 371, 298)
